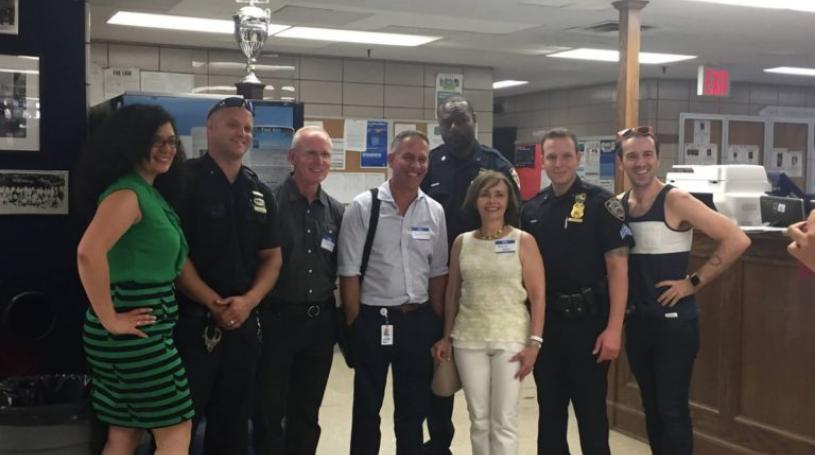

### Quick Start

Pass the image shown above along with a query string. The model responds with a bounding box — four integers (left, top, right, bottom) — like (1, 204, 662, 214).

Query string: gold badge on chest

(567, 193, 586, 224)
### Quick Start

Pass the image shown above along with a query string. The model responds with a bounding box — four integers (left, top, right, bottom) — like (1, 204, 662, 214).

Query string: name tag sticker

(665, 312, 679, 319)
(494, 239, 517, 253)
(410, 226, 432, 240)
(381, 324, 394, 346)
(320, 235, 336, 252)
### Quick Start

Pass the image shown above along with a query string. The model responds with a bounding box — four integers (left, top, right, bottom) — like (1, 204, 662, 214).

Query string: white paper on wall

(769, 148, 787, 171)
(724, 144, 759, 165)
(684, 143, 718, 165)
(331, 138, 346, 170)
(693, 120, 711, 145)
(787, 150, 803, 177)
(344, 119, 367, 151)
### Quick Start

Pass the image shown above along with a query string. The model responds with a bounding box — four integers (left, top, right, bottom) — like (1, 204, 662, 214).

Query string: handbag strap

(359, 188, 380, 282)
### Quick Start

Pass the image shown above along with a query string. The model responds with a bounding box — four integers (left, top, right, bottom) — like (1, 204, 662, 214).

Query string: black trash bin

(0, 374, 95, 455)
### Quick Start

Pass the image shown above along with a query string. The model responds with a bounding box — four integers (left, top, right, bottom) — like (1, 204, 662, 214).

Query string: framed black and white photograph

(0, 0, 17, 35)
(0, 170, 68, 215)
(0, 54, 40, 151)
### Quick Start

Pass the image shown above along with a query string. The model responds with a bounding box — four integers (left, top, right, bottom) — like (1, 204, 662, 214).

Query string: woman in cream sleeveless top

(433, 171, 546, 455)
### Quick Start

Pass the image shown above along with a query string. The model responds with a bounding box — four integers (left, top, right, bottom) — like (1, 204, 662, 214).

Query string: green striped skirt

(83, 281, 194, 429)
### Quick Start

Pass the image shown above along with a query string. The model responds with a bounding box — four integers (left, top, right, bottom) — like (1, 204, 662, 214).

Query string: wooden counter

(608, 232, 815, 455)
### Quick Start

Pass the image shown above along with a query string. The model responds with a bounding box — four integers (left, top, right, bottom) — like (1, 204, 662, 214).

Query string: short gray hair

(389, 129, 429, 155)
(291, 125, 333, 150)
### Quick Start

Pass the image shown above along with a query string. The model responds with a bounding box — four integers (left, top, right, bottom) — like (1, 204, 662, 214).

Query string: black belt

(547, 288, 600, 318)
(361, 302, 428, 315)
(264, 297, 334, 319)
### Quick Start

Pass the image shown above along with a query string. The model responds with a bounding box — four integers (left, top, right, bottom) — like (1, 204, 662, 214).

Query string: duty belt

(547, 288, 600, 318)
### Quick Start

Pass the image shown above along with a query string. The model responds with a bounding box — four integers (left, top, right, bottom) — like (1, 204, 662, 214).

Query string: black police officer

(520, 128, 632, 455)
(420, 95, 519, 454)
(254, 126, 344, 455)
(174, 97, 282, 455)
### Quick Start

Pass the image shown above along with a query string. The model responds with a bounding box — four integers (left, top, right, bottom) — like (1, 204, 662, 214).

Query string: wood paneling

(609, 233, 815, 455)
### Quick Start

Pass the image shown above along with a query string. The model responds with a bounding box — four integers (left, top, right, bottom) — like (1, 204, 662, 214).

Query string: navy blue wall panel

(0, 0, 87, 375)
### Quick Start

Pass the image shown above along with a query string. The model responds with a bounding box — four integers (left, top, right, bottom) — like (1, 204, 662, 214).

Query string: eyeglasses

(207, 97, 255, 119)
(616, 126, 655, 141)
(152, 135, 180, 149)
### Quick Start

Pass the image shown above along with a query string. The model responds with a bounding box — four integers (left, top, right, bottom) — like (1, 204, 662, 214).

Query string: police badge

(567, 193, 586, 224)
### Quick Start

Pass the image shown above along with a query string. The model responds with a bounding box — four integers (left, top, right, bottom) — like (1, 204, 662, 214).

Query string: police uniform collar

(284, 173, 327, 205)
(555, 176, 584, 200)
(198, 151, 249, 183)
(440, 140, 481, 165)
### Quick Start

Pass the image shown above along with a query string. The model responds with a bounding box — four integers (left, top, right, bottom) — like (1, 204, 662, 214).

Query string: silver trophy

(233, 0, 271, 86)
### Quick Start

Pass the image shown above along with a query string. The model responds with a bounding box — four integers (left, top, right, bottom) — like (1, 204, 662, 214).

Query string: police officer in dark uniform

(174, 97, 282, 455)
(420, 95, 519, 455)
(254, 127, 344, 455)
(520, 128, 633, 455)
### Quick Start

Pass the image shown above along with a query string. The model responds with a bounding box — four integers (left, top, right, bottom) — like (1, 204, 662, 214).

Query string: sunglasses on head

(207, 97, 255, 119)
(617, 126, 655, 141)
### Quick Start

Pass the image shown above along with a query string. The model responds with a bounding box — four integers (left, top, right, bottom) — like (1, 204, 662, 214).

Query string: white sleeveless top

(451, 228, 530, 346)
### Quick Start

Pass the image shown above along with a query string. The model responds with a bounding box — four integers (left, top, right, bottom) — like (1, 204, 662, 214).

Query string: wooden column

(613, 0, 648, 193)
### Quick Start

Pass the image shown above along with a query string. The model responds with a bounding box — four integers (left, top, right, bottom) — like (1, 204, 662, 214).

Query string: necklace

(478, 224, 508, 240)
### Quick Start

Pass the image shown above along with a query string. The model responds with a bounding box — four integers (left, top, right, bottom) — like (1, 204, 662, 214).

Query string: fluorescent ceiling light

(684, 1, 815, 13)
(493, 80, 529, 89)
(547, 48, 696, 64)
(108, 11, 290, 35)
(275, 26, 441, 47)
(764, 66, 815, 76)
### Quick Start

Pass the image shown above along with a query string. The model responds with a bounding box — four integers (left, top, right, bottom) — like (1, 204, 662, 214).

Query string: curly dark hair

(75, 104, 186, 217)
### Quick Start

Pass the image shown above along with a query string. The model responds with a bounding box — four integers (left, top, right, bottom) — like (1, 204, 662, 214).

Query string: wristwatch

(688, 272, 701, 287)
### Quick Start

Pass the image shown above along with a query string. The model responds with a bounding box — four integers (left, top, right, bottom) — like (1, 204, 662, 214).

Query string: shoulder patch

(509, 168, 521, 190)
(604, 197, 625, 221)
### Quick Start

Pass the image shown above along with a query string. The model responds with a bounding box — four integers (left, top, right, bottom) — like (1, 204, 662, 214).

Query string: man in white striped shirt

(338, 129, 448, 455)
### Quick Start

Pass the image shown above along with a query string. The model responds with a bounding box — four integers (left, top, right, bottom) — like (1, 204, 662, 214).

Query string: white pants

(454, 343, 524, 455)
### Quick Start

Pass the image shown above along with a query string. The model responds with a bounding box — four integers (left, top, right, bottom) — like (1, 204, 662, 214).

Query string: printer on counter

(666, 165, 772, 226)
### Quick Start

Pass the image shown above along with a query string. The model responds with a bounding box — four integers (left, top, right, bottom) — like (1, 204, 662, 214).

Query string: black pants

(424, 389, 454, 455)
(424, 310, 454, 455)
(254, 300, 335, 455)
(626, 317, 699, 455)
(174, 310, 260, 455)
(534, 314, 610, 455)
(350, 304, 440, 455)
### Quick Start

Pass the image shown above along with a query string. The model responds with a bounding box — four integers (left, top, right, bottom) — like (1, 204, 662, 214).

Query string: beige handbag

(431, 351, 461, 397)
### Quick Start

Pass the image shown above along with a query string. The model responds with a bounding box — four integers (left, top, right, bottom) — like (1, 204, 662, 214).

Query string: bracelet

(529, 335, 543, 343)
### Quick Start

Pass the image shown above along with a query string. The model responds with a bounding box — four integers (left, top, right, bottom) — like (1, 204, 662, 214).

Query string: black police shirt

(421, 141, 519, 247)
(178, 153, 280, 302)
(520, 177, 634, 295)
(270, 174, 344, 304)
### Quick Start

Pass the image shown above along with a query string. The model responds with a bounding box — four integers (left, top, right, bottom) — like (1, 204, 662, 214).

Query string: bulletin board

(307, 116, 436, 203)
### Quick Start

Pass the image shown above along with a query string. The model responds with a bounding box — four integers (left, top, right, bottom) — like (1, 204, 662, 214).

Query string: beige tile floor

(317, 352, 651, 455)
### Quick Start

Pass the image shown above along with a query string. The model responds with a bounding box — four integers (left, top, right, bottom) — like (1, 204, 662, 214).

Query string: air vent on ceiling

(579, 20, 655, 34)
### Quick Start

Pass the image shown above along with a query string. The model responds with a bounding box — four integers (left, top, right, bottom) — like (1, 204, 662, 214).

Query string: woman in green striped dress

(76, 104, 193, 454)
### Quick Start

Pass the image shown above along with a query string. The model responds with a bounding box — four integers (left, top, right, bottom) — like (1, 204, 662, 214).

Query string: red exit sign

(697, 66, 731, 97)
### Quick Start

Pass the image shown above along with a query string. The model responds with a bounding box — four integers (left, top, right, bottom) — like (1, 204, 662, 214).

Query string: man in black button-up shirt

(174, 97, 282, 455)
(254, 126, 344, 455)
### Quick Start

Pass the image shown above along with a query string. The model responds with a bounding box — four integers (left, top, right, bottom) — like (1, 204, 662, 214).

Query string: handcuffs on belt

(201, 311, 263, 352)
